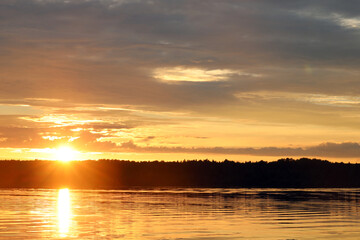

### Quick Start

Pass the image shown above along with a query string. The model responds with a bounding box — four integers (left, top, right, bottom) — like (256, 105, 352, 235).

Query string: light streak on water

(57, 188, 71, 237)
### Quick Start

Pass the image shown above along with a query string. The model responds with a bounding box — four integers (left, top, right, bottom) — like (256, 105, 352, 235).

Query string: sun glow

(55, 146, 78, 162)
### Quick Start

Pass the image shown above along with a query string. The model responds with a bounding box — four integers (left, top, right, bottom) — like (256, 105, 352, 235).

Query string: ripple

(0, 188, 359, 239)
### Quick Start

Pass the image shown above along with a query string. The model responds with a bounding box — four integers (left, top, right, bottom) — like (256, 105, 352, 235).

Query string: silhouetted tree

(0, 158, 359, 189)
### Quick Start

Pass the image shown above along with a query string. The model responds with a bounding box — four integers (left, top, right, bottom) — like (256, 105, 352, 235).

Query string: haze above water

(0, 188, 359, 239)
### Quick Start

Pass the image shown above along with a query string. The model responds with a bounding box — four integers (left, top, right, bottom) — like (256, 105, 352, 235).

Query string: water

(0, 188, 359, 239)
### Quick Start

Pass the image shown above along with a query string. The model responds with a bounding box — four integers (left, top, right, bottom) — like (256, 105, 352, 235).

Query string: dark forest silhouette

(0, 158, 360, 189)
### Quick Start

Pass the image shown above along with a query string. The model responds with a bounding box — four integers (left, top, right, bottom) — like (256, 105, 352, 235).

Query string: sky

(1, 0, 360, 161)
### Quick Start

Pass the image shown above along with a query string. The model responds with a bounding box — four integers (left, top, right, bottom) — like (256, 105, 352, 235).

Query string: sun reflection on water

(57, 188, 71, 237)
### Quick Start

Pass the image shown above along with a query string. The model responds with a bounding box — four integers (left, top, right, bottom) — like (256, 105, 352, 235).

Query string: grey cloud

(139, 136, 156, 142)
(119, 141, 360, 158)
(1, 0, 360, 128)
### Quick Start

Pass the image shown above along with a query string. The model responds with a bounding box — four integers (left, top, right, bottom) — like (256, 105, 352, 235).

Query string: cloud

(0, 115, 134, 151)
(153, 67, 260, 83)
(1, 0, 360, 160)
(119, 141, 360, 158)
(235, 91, 360, 107)
(0, 125, 120, 152)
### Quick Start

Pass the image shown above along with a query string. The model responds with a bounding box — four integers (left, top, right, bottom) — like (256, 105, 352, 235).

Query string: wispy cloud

(153, 67, 260, 83)
(235, 92, 360, 107)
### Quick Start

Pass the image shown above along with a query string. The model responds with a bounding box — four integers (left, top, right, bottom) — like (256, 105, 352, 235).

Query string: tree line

(0, 158, 359, 189)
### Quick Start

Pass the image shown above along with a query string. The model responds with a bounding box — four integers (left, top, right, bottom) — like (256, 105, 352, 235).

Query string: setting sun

(55, 146, 78, 162)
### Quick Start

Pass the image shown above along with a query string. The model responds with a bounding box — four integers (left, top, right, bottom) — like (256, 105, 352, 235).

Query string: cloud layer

(120, 141, 360, 158)
(1, 0, 360, 160)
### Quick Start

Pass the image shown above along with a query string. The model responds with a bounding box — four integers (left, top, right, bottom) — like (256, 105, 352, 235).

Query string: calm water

(0, 188, 359, 239)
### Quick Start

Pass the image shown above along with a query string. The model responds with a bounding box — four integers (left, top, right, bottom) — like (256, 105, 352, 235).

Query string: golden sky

(1, 0, 360, 162)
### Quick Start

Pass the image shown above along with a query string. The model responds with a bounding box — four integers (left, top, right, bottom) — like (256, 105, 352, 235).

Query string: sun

(55, 146, 78, 162)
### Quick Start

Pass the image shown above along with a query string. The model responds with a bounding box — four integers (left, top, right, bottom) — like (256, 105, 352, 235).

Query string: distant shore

(0, 158, 359, 189)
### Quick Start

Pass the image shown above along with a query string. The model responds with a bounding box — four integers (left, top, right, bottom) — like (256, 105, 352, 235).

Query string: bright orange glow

(57, 188, 72, 237)
(55, 146, 78, 162)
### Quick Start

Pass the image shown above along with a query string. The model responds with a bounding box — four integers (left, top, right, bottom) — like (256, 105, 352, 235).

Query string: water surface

(0, 188, 359, 239)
